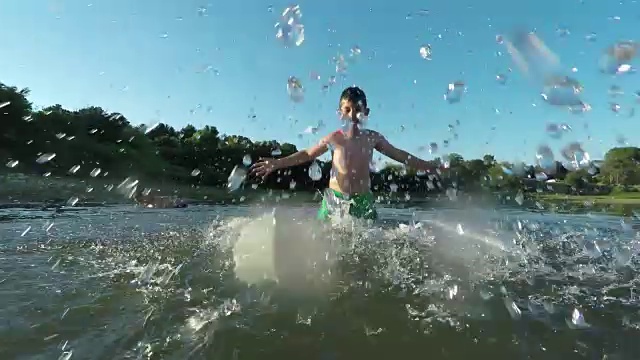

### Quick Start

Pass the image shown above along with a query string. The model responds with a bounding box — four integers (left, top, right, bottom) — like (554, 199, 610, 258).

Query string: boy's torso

(328, 129, 378, 195)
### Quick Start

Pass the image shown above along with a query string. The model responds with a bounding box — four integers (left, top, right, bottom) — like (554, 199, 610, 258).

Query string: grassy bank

(533, 192, 640, 205)
(531, 191, 640, 217)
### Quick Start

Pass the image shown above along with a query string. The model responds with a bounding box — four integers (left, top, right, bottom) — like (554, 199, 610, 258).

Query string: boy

(250, 86, 440, 221)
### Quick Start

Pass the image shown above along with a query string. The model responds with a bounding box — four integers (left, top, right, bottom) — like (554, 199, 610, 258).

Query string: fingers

(250, 159, 268, 169)
(249, 164, 270, 179)
(249, 167, 263, 177)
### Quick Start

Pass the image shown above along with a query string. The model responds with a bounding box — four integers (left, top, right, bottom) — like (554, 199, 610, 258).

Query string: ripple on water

(0, 205, 639, 359)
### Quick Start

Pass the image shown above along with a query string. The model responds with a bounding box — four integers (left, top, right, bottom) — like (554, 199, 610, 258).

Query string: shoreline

(0, 172, 447, 209)
(5, 173, 640, 212)
(533, 193, 640, 205)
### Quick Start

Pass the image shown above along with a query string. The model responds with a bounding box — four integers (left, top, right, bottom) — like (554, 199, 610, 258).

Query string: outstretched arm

(250, 135, 331, 179)
(273, 141, 329, 169)
(374, 133, 441, 173)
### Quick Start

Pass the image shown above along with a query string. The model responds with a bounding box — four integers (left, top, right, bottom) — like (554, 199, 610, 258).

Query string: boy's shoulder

(364, 128, 382, 136)
(363, 129, 384, 142)
(322, 128, 383, 143)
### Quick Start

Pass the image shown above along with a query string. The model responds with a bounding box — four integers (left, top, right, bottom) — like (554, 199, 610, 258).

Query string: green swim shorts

(317, 189, 378, 221)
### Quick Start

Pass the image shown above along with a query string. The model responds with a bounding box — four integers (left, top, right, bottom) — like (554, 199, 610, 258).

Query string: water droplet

(271, 148, 282, 156)
(561, 142, 590, 169)
(274, 5, 304, 47)
(515, 191, 524, 205)
(535, 173, 548, 181)
(5, 160, 18, 168)
(609, 85, 624, 97)
(599, 40, 638, 74)
(446, 188, 457, 201)
(21, 226, 31, 237)
(287, 76, 304, 102)
(444, 81, 465, 103)
(369, 160, 381, 173)
(90, 168, 101, 177)
(428, 142, 439, 154)
(36, 153, 56, 164)
(301, 125, 319, 134)
(144, 123, 160, 134)
(540, 75, 585, 109)
(419, 45, 432, 60)
(66, 197, 79, 207)
(308, 161, 322, 181)
(350, 45, 361, 58)
(447, 284, 458, 299)
(332, 53, 348, 73)
(536, 145, 555, 173)
(616, 64, 634, 74)
(116, 177, 139, 198)
(68, 165, 81, 174)
(555, 27, 570, 37)
(615, 246, 632, 265)
(191, 169, 201, 176)
(242, 154, 252, 166)
(545, 122, 571, 139)
(227, 166, 247, 192)
(567, 308, 590, 329)
(479, 290, 493, 300)
(504, 298, 522, 320)
(0, 101, 10, 109)
(610, 103, 621, 113)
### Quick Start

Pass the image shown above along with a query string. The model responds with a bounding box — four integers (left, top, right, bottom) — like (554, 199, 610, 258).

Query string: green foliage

(2, 80, 639, 195)
(598, 147, 640, 186)
(486, 164, 522, 189)
(564, 168, 592, 189)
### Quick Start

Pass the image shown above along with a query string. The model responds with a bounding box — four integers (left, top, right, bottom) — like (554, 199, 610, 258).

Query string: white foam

(232, 213, 278, 284)
(232, 208, 338, 294)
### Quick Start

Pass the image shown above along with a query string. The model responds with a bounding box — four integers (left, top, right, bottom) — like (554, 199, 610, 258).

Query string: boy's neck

(344, 122, 360, 138)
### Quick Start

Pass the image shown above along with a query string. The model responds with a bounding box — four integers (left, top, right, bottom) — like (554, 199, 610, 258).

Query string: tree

(565, 168, 592, 191)
(0, 78, 633, 196)
(0, 83, 33, 149)
(483, 154, 496, 167)
(599, 147, 640, 185)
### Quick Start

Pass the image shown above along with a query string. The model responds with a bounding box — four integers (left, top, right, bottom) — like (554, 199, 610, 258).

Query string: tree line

(1, 81, 639, 195)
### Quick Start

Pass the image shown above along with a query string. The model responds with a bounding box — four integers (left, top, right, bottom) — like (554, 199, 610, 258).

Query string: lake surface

(1, 203, 639, 359)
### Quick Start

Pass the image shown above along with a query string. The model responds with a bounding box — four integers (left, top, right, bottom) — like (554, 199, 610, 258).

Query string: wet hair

(339, 86, 368, 109)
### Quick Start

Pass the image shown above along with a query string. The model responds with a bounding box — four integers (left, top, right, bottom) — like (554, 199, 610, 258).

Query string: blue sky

(0, 0, 638, 164)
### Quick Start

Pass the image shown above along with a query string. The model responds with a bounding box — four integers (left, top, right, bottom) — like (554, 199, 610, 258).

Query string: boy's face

(339, 99, 370, 123)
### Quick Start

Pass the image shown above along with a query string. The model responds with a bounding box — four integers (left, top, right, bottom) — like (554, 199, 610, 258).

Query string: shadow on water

(0, 203, 639, 359)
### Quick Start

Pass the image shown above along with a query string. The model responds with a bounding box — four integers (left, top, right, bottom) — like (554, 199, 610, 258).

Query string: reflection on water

(0, 204, 639, 359)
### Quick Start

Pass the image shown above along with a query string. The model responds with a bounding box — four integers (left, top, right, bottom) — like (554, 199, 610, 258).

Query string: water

(1, 204, 639, 359)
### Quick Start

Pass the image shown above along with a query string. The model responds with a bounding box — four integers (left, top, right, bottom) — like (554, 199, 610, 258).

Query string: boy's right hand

(249, 158, 277, 180)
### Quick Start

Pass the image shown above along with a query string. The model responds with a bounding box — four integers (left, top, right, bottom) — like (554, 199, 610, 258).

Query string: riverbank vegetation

(2, 80, 640, 207)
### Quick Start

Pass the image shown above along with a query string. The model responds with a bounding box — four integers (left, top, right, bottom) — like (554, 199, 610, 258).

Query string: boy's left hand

(249, 158, 276, 180)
